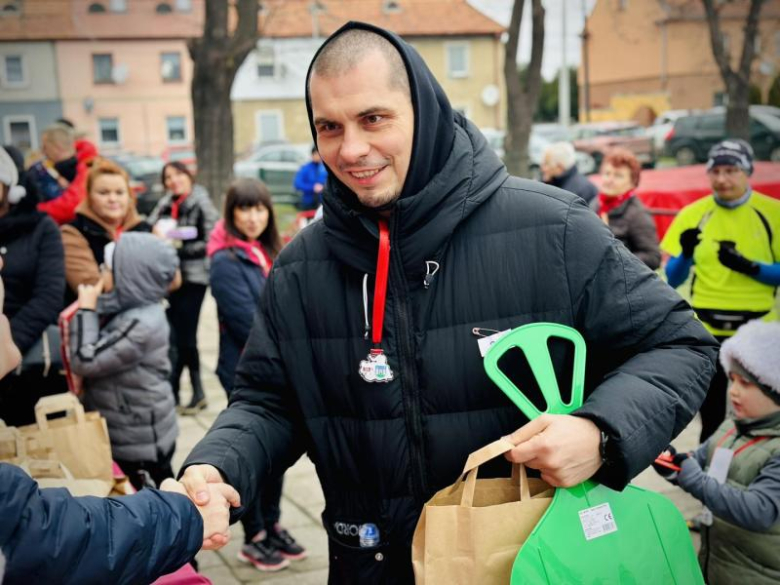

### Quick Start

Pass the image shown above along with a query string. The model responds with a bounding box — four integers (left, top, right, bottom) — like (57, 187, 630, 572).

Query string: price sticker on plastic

(578, 503, 618, 541)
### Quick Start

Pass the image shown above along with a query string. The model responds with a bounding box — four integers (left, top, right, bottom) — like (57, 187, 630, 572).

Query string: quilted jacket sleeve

(564, 199, 719, 490)
(69, 309, 146, 377)
(181, 265, 305, 522)
(0, 463, 202, 585)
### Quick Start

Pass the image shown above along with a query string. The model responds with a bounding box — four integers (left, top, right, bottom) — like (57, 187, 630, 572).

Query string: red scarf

(206, 220, 273, 276)
(170, 192, 189, 220)
(598, 190, 634, 216)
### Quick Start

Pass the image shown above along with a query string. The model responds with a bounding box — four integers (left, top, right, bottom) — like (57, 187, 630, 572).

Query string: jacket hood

(304, 22, 507, 274)
(305, 21, 455, 205)
(98, 232, 179, 313)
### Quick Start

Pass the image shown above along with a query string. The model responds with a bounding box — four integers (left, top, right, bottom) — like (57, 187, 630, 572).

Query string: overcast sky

(469, 0, 597, 81)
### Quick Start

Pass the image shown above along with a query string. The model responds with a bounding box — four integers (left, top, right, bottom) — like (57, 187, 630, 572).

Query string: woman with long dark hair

(206, 178, 305, 572)
(148, 162, 218, 413)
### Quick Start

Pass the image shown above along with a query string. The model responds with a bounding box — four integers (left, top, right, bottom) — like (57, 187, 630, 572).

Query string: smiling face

(728, 369, 780, 420)
(89, 173, 130, 226)
(233, 204, 269, 241)
(163, 165, 193, 197)
(310, 50, 414, 209)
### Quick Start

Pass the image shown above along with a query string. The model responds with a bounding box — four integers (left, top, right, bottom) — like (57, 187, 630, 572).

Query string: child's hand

(77, 278, 105, 310)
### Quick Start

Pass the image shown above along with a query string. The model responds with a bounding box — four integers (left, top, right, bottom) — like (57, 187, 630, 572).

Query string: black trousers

(167, 282, 208, 402)
(114, 444, 176, 491)
(699, 335, 729, 443)
(241, 473, 284, 542)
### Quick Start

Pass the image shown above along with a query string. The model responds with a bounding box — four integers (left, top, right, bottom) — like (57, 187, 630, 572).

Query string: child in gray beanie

(655, 320, 780, 585)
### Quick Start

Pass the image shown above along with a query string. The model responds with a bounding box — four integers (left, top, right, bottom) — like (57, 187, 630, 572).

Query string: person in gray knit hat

(654, 320, 780, 585)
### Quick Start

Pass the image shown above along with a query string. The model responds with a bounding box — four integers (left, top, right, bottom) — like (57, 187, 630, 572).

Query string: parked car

(570, 121, 656, 169)
(107, 154, 165, 216)
(233, 142, 311, 203)
(480, 128, 596, 179)
(664, 107, 780, 165)
(645, 110, 702, 152)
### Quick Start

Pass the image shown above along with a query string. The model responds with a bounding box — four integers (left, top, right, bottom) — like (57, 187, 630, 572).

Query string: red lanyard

(717, 427, 769, 456)
(114, 225, 124, 240)
(371, 219, 390, 347)
(170, 193, 188, 220)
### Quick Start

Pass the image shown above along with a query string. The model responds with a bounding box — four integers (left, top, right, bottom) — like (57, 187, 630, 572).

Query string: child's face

(728, 371, 780, 420)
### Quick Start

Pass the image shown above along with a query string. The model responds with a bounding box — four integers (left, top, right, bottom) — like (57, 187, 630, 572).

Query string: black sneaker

(267, 524, 308, 561)
(238, 539, 290, 572)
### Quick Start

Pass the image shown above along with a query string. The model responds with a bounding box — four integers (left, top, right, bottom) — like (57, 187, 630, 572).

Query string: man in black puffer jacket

(178, 23, 718, 583)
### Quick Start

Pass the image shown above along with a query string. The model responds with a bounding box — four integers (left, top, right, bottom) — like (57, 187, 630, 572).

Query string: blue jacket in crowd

(210, 248, 268, 392)
(0, 463, 202, 585)
(293, 161, 328, 209)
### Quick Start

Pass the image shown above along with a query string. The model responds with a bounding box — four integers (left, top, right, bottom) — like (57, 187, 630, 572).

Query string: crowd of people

(0, 20, 779, 585)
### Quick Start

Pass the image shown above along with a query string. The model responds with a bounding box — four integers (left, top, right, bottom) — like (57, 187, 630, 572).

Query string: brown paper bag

(412, 438, 554, 585)
(18, 393, 113, 483)
(21, 459, 113, 497)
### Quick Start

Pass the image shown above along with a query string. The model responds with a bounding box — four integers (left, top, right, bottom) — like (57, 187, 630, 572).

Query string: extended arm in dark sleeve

(563, 200, 719, 490)
(0, 464, 202, 585)
(9, 217, 65, 353)
(677, 456, 780, 531)
(181, 268, 306, 522)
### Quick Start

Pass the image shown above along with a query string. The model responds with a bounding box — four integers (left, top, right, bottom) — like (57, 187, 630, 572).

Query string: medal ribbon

(372, 219, 390, 347)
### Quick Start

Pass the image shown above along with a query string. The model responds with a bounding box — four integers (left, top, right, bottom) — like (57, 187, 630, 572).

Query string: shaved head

(310, 29, 410, 97)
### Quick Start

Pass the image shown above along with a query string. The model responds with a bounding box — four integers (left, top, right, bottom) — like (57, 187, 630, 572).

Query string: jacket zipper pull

(423, 261, 440, 290)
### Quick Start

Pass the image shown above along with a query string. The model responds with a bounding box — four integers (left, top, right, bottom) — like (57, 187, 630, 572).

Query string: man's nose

(339, 127, 371, 163)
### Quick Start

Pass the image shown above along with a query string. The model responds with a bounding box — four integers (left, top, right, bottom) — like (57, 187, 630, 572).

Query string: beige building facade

(581, 0, 780, 120)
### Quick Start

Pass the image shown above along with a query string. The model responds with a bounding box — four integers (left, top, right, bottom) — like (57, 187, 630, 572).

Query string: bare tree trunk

(189, 0, 259, 207)
(504, 0, 545, 178)
(701, 0, 765, 140)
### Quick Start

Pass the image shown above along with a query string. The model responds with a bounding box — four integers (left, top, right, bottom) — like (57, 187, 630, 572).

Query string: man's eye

(317, 123, 338, 134)
(365, 115, 383, 124)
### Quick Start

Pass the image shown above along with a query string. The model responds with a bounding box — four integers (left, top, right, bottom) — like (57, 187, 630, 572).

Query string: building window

(156, 2, 172, 13)
(256, 46, 275, 78)
(109, 0, 126, 12)
(3, 55, 25, 87)
(93, 53, 113, 84)
(445, 42, 469, 79)
(98, 118, 120, 146)
(161, 52, 181, 82)
(255, 110, 283, 143)
(175, 0, 191, 11)
(88, 2, 106, 13)
(1, 1, 21, 16)
(3, 115, 36, 152)
(166, 116, 187, 143)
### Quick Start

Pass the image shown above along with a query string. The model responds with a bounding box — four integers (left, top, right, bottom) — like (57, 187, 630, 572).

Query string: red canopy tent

(618, 162, 780, 239)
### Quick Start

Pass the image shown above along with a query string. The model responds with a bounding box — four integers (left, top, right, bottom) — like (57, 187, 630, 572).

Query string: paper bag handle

(0, 425, 26, 459)
(20, 459, 76, 480)
(35, 393, 86, 430)
(460, 438, 531, 506)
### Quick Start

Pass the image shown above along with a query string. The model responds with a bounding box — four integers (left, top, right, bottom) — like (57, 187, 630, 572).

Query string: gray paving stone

(199, 564, 242, 585)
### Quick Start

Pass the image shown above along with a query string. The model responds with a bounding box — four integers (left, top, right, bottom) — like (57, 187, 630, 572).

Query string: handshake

(161, 464, 241, 551)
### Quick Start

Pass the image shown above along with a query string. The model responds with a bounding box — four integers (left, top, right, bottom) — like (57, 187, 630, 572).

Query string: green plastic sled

(484, 323, 703, 584)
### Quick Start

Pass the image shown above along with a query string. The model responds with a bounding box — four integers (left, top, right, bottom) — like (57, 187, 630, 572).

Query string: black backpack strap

(751, 207, 775, 262)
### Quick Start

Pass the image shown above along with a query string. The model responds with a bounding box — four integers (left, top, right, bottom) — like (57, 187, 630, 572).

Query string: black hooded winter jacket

(184, 22, 718, 583)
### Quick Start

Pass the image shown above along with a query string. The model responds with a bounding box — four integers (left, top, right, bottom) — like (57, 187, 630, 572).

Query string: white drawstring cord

(362, 273, 370, 340)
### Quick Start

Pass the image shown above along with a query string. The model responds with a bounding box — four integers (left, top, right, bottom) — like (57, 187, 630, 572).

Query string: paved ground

(174, 295, 703, 584)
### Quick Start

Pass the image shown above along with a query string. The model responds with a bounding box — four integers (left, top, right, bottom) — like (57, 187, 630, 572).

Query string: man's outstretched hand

(504, 414, 603, 487)
(161, 464, 241, 550)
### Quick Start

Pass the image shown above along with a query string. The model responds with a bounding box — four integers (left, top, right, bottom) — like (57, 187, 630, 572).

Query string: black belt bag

(695, 308, 770, 332)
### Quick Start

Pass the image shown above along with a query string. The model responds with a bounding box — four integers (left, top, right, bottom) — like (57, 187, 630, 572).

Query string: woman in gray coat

(148, 162, 219, 413)
(70, 232, 181, 490)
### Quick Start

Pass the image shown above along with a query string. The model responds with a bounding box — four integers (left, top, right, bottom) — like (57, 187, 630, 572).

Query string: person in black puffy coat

(0, 145, 66, 426)
(176, 23, 718, 583)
